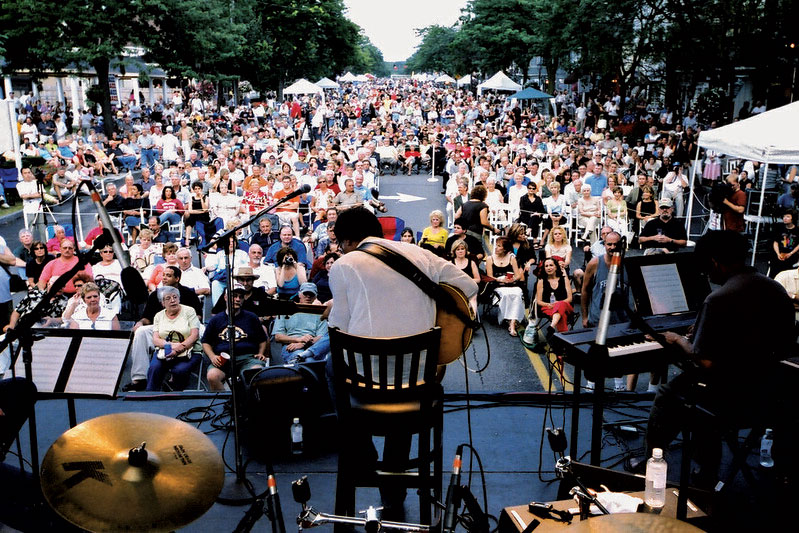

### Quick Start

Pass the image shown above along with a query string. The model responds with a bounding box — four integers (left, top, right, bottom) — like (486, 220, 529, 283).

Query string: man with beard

(637, 198, 687, 254)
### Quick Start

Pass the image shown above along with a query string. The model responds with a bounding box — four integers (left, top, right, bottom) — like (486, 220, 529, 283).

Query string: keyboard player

(646, 230, 795, 484)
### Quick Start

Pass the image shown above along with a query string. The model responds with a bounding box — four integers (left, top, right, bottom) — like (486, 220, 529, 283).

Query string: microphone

(83, 180, 149, 306)
(284, 184, 311, 200)
(594, 249, 622, 347)
(442, 444, 464, 533)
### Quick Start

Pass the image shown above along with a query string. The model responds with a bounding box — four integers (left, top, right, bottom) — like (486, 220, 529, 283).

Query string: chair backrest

(46, 223, 75, 240)
(329, 327, 441, 405)
(377, 216, 406, 241)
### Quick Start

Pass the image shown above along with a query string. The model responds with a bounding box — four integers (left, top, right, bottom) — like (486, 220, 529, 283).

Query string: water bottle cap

(652, 448, 663, 459)
(293, 417, 300, 423)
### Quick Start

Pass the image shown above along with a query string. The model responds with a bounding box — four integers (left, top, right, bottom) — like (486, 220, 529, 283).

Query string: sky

(343, 0, 469, 62)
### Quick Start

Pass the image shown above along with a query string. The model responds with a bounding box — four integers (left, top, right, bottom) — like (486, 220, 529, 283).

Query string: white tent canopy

(283, 78, 322, 95)
(339, 72, 357, 82)
(698, 101, 799, 163)
(687, 100, 799, 264)
(435, 74, 456, 84)
(477, 71, 522, 93)
(457, 74, 471, 86)
(354, 74, 369, 82)
(316, 77, 340, 89)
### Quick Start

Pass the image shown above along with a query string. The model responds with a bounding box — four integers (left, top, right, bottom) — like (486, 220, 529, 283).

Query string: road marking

(524, 346, 572, 392)
(378, 192, 426, 202)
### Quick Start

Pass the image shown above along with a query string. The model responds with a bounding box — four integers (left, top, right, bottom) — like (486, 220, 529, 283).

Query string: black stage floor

(0, 387, 793, 532)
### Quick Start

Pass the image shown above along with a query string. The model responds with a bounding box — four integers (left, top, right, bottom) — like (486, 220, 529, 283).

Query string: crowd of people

(3, 75, 797, 393)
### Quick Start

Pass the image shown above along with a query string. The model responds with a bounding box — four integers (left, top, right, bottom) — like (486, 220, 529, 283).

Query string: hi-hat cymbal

(41, 412, 224, 533)
(571, 512, 705, 532)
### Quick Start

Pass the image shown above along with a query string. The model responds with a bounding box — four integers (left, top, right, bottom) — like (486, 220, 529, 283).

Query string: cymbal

(41, 412, 224, 533)
(571, 512, 705, 532)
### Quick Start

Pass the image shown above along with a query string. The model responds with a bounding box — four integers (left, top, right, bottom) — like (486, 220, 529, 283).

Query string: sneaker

(614, 377, 626, 391)
(0, 202, 9, 209)
(122, 379, 147, 392)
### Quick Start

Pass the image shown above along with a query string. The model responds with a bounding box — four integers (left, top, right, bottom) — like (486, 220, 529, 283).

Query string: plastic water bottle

(760, 428, 774, 468)
(549, 293, 556, 305)
(645, 448, 667, 508)
(290, 418, 303, 455)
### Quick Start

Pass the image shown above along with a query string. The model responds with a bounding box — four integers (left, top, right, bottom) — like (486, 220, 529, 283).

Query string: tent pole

(751, 162, 769, 266)
(685, 147, 702, 238)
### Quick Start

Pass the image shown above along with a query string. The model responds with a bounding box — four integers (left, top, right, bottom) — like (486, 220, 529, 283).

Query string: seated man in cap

(272, 282, 329, 364)
(212, 266, 271, 322)
(203, 283, 270, 391)
(637, 198, 687, 255)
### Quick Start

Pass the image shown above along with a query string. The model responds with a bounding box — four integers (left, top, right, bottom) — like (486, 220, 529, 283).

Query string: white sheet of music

(640, 264, 689, 315)
(65, 338, 129, 396)
(14, 339, 70, 393)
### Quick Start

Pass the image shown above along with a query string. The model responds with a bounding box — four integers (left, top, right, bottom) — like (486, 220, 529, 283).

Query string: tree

(0, 0, 152, 137)
(528, 0, 579, 92)
(241, 0, 362, 98)
(406, 25, 458, 74)
(457, 0, 536, 84)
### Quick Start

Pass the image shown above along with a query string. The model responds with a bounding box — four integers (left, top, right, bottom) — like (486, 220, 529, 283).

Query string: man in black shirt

(638, 198, 687, 254)
(123, 265, 202, 391)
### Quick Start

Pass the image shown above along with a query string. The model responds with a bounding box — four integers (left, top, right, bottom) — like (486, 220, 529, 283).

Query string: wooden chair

(329, 326, 443, 529)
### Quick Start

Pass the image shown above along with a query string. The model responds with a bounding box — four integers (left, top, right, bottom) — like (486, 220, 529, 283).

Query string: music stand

(12, 324, 133, 424)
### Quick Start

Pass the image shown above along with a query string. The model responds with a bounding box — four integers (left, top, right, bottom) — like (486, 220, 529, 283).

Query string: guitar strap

(355, 241, 478, 328)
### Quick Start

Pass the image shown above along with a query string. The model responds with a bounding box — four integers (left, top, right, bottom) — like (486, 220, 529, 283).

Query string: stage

(0, 386, 788, 532)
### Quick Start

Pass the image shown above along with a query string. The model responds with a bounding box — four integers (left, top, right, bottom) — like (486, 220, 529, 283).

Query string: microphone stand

(203, 188, 309, 504)
(584, 244, 623, 466)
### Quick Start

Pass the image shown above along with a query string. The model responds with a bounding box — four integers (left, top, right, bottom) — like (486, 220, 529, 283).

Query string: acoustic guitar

(263, 284, 474, 365)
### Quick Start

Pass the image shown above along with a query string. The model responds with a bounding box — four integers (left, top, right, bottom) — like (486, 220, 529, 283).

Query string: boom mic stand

(201, 186, 310, 505)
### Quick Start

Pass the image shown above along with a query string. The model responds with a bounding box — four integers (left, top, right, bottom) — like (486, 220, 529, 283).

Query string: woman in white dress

(486, 237, 525, 337)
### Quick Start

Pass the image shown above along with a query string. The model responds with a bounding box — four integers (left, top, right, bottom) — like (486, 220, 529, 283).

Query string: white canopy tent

(457, 74, 471, 86)
(354, 74, 369, 83)
(316, 77, 340, 89)
(687, 100, 799, 264)
(477, 71, 522, 94)
(283, 79, 322, 95)
(435, 74, 456, 84)
(339, 72, 357, 82)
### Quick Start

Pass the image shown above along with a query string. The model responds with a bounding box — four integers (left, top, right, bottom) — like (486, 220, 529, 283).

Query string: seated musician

(646, 230, 795, 486)
(202, 284, 269, 391)
(273, 282, 329, 364)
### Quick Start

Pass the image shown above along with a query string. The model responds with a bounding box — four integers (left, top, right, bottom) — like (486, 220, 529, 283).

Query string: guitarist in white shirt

(327, 207, 478, 515)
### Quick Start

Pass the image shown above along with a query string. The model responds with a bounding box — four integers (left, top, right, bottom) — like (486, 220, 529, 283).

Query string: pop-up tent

(477, 71, 522, 94)
(339, 72, 357, 82)
(435, 74, 456, 84)
(457, 74, 471, 86)
(686, 100, 799, 263)
(509, 87, 553, 100)
(283, 79, 322, 95)
(316, 77, 340, 89)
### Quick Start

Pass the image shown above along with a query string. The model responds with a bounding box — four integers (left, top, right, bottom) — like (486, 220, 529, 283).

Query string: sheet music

(13, 338, 69, 393)
(65, 337, 130, 396)
(640, 264, 689, 315)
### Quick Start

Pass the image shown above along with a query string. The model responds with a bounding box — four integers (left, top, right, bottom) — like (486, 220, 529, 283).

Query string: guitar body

(436, 283, 475, 365)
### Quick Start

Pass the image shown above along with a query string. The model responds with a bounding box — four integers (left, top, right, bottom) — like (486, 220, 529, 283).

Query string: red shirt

(39, 256, 93, 294)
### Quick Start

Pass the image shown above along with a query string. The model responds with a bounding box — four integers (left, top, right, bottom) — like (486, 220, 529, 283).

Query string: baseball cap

(298, 282, 317, 296)
(659, 198, 674, 208)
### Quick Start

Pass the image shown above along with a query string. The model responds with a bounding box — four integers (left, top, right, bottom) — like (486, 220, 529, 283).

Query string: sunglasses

(33, 246, 45, 250)
(101, 249, 114, 253)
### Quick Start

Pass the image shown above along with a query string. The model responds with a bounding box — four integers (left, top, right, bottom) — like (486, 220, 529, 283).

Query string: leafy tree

(406, 25, 458, 73)
(457, 0, 536, 83)
(0, 0, 151, 136)
(241, 0, 362, 98)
